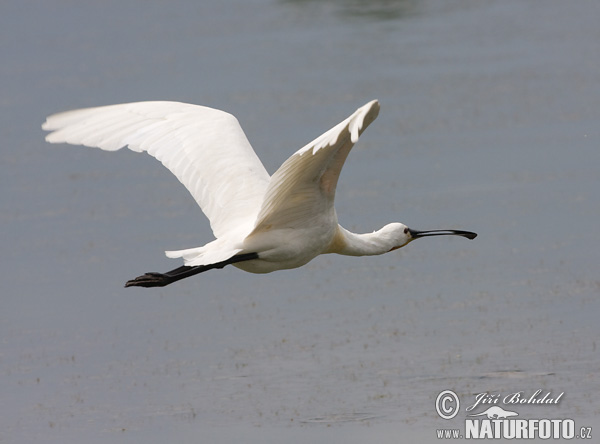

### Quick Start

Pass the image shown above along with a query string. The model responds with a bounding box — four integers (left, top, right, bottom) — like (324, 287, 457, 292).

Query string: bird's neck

(327, 225, 394, 256)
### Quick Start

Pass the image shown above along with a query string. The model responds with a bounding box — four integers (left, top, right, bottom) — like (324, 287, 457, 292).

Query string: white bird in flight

(42, 100, 476, 288)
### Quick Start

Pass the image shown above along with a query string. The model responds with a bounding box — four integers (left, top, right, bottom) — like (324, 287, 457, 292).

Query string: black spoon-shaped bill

(408, 229, 477, 240)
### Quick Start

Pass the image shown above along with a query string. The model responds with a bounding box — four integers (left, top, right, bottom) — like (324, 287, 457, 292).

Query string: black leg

(124, 252, 259, 288)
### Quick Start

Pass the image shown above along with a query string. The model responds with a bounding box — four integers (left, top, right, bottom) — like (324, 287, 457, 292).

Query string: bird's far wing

(43, 102, 270, 239)
(251, 100, 380, 232)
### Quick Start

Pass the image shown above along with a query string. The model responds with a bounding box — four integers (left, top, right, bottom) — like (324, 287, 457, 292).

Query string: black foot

(125, 272, 173, 288)
(124, 253, 259, 289)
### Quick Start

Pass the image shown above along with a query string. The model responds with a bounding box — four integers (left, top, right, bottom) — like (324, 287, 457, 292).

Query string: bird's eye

(404, 227, 409, 234)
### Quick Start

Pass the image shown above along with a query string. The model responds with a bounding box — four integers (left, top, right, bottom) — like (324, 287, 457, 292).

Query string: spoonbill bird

(43, 100, 476, 288)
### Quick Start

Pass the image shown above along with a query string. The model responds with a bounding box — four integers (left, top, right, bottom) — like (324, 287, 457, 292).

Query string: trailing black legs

(124, 252, 259, 288)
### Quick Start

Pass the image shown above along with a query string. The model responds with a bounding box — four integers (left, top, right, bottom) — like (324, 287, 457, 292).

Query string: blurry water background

(1, 0, 599, 442)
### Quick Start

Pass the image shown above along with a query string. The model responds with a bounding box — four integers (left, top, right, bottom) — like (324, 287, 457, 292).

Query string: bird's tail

(165, 238, 243, 267)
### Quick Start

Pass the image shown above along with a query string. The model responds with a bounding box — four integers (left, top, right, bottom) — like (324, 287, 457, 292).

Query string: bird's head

(380, 222, 477, 252)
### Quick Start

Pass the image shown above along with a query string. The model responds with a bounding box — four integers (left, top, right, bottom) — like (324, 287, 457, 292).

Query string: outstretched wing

(43, 102, 270, 239)
(252, 100, 380, 232)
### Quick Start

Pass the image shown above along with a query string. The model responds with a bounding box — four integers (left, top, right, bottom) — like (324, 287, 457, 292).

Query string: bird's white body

(43, 99, 476, 287)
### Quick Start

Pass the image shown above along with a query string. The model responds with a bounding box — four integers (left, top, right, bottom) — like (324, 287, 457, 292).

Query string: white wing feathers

(43, 102, 270, 239)
(43, 99, 380, 267)
(252, 99, 380, 232)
